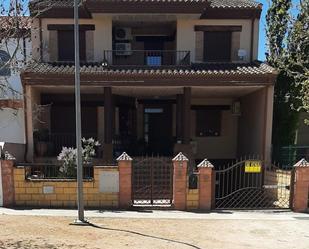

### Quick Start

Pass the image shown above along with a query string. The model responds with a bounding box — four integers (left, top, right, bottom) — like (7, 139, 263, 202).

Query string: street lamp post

(73, 0, 85, 224)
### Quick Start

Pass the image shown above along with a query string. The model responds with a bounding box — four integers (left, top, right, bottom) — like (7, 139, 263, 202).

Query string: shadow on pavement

(86, 221, 202, 249)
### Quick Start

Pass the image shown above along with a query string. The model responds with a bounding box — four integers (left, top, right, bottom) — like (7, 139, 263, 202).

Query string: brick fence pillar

(292, 159, 309, 212)
(117, 152, 132, 209)
(172, 152, 188, 210)
(0, 160, 15, 207)
(197, 159, 214, 211)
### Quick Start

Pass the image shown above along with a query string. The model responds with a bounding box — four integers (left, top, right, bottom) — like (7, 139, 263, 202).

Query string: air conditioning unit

(115, 43, 132, 56)
(115, 27, 132, 40)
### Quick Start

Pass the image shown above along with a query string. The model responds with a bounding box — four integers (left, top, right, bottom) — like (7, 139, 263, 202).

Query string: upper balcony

(103, 50, 190, 68)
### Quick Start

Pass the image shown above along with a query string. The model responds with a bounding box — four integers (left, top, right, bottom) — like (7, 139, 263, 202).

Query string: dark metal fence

(214, 156, 292, 209)
(23, 163, 94, 180)
(132, 156, 173, 206)
(275, 145, 309, 167)
(103, 50, 191, 67)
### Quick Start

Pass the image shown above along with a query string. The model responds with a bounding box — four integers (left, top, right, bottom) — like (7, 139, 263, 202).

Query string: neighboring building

(22, 0, 277, 165)
(0, 17, 31, 161)
(296, 113, 309, 147)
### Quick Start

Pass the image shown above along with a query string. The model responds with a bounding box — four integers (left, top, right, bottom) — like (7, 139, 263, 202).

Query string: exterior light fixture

(232, 101, 241, 116)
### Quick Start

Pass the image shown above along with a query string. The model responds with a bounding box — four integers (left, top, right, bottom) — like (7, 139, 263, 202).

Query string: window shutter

(203, 32, 231, 62)
(49, 30, 58, 62)
(85, 30, 94, 62)
(231, 32, 241, 61)
(195, 31, 204, 62)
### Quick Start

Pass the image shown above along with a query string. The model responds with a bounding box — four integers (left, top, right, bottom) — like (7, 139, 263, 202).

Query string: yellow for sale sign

(245, 160, 262, 173)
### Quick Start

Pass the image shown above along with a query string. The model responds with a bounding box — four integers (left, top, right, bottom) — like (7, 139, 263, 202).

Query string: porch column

(25, 85, 34, 162)
(263, 85, 274, 164)
(176, 94, 183, 142)
(182, 87, 191, 145)
(103, 87, 114, 163)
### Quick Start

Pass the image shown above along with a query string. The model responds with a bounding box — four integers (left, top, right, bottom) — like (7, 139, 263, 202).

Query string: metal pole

(74, 0, 85, 223)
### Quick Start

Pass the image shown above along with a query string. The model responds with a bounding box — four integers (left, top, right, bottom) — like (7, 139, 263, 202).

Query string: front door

(144, 104, 173, 156)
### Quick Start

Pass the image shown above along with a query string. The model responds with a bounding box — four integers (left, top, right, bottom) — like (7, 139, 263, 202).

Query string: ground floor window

(196, 109, 221, 137)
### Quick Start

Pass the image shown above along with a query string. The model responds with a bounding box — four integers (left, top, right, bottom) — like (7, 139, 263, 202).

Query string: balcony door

(142, 37, 165, 66)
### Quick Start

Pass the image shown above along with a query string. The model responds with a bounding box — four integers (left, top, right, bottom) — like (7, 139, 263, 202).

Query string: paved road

(0, 207, 309, 220)
(1, 208, 309, 249)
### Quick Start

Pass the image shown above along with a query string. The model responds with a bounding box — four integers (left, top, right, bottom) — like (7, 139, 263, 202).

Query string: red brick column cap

(172, 152, 188, 161)
(197, 158, 214, 168)
(294, 158, 309, 167)
(116, 152, 133, 161)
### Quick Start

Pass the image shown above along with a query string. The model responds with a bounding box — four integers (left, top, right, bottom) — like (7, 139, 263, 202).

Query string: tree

(266, 0, 300, 162)
(0, 0, 56, 99)
(286, 0, 309, 122)
(0, 0, 30, 99)
(266, 0, 292, 67)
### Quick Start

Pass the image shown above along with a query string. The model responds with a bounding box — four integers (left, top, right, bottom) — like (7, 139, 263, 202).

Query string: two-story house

(22, 0, 277, 166)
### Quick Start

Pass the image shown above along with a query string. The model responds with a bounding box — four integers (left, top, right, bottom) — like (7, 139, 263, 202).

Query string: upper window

(57, 30, 86, 62)
(196, 109, 221, 137)
(203, 32, 231, 62)
(0, 50, 11, 76)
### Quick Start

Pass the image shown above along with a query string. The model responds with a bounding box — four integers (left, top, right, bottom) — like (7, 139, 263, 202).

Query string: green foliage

(266, 0, 292, 67)
(286, 0, 309, 117)
(266, 0, 298, 159)
(267, 0, 309, 162)
(272, 72, 300, 160)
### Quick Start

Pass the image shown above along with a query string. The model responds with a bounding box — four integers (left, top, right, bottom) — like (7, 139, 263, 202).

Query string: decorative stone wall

(14, 166, 119, 208)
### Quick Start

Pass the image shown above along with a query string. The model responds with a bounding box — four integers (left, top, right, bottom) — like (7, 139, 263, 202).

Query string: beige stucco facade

(177, 18, 259, 62)
(32, 14, 259, 63)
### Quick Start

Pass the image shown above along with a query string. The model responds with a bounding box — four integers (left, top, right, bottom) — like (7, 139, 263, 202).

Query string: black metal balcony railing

(103, 50, 190, 67)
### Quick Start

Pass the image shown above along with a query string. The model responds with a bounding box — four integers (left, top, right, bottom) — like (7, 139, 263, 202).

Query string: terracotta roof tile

(23, 61, 276, 76)
(30, 0, 261, 10)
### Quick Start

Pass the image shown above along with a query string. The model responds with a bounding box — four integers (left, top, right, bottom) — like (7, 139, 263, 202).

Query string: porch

(24, 82, 274, 166)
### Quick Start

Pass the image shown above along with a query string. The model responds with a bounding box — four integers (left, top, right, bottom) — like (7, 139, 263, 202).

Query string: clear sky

(2, 0, 300, 61)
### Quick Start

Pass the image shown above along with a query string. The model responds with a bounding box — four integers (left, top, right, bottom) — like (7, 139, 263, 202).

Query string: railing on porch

(48, 133, 102, 157)
(23, 163, 94, 180)
(103, 50, 191, 67)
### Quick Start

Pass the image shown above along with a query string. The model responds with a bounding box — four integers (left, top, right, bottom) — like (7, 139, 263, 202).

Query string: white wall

(0, 37, 31, 145)
(0, 108, 25, 144)
(0, 161, 3, 207)
(0, 37, 31, 99)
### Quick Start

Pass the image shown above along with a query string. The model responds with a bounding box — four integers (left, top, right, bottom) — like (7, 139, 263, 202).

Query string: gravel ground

(0, 214, 309, 249)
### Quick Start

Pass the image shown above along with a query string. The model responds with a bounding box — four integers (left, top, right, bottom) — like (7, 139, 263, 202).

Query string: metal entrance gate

(132, 156, 173, 206)
(215, 157, 293, 209)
